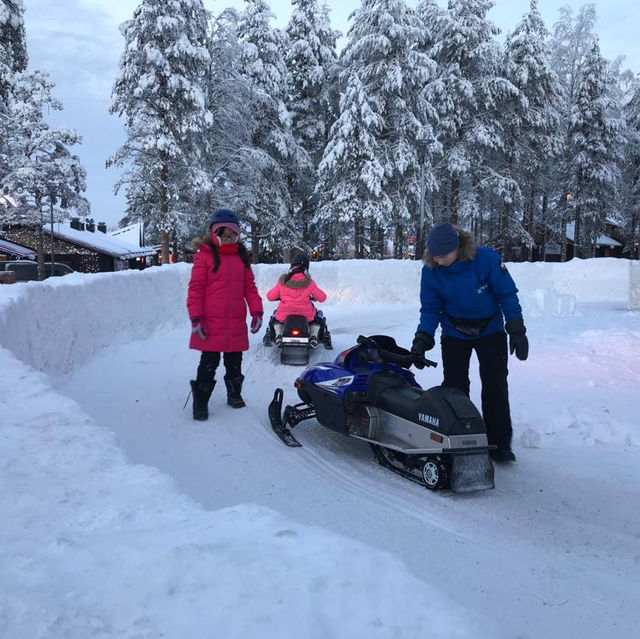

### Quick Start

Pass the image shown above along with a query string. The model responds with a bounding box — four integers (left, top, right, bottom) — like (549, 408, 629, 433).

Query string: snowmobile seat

(367, 371, 418, 405)
(371, 378, 485, 437)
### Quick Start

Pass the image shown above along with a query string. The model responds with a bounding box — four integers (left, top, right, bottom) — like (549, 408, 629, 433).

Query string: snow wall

(0, 257, 631, 377)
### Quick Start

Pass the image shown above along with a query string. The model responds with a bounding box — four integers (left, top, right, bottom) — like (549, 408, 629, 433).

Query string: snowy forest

(2, 0, 640, 264)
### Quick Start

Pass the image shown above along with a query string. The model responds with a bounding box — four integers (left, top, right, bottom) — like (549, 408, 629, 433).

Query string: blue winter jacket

(418, 242, 523, 340)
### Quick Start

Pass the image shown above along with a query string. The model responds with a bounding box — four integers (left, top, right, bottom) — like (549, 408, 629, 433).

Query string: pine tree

(621, 81, 640, 259)
(315, 70, 389, 257)
(237, 0, 301, 259)
(196, 9, 257, 229)
(285, 0, 339, 244)
(428, 0, 516, 231)
(549, 3, 598, 260)
(1, 0, 28, 184)
(1, 70, 87, 278)
(109, 0, 211, 264)
(569, 41, 623, 258)
(318, 0, 436, 258)
(501, 0, 562, 260)
(0, 0, 27, 81)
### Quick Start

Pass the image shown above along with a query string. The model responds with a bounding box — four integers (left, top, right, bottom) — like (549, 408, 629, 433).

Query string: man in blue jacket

(411, 222, 529, 463)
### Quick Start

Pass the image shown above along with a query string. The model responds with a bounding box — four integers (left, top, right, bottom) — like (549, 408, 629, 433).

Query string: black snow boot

(190, 379, 215, 421)
(489, 447, 516, 463)
(323, 330, 333, 350)
(224, 374, 246, 408)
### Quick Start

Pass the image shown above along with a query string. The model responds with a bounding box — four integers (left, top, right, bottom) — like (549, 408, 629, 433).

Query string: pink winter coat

(187, 240, 263, 352)
(266, 272, 327, 322)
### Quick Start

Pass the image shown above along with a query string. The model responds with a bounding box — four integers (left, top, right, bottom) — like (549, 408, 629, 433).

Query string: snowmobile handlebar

(356, 335, 437, 370)
(412, 353, 438, 370)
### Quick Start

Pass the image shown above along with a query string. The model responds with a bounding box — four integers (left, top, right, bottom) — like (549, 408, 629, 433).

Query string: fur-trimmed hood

(423, 227, 476, 268)
(279, 271, 311, 288)
(192, 235, 213, 251)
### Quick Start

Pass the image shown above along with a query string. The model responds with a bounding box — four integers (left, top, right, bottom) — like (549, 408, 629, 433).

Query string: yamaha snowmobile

(262, 309, 333, 365)
(268, 335, 495, 492)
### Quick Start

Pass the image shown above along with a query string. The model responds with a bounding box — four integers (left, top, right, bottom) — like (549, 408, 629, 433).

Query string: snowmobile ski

(269, 388, 302, 447)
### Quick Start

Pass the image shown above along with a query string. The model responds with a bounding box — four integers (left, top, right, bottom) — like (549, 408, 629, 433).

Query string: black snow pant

(196, 351, 242, 384)
(441, 332, 512, 450)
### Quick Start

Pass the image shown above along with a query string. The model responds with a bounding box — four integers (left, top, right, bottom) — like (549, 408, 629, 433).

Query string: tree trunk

(500, 202, 510, 261)
(450, 175, 460, 224)
(394, 224, 403, 259)
(525, 184, 536, 262)
(35, 192, 45, 280)
(251, 221, 259, 264)
(36, 224, 45, 281)
(540, 191, 549, 261)
(160, 159, 170, 265)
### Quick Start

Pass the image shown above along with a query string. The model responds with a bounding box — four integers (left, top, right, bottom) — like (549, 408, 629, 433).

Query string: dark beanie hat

(427, 222, 460, 256)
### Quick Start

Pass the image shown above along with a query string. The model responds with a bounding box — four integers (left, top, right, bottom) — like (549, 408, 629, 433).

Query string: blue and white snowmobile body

(268, 335, 495, 493)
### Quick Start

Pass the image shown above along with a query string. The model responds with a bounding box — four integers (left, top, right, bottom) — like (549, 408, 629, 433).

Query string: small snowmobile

(268, 334, 495, 492)
(262, 309, 333, 365)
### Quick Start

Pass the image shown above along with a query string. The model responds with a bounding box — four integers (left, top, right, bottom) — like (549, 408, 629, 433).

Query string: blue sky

(22, 0, 640, 228)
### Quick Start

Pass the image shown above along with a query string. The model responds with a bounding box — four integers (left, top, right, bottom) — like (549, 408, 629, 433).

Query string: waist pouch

(446, 313, 496, 337)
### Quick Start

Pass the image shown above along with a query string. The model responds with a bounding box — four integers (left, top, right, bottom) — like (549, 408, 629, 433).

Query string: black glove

(505, 318, 529, 361)
(411, 332, 435, 358)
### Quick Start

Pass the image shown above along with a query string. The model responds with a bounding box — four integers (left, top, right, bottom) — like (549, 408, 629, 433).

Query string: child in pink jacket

(266, 253, 327, 347)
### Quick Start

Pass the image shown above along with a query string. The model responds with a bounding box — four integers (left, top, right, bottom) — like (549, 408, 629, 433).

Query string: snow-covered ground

(1, 258, 639, 639)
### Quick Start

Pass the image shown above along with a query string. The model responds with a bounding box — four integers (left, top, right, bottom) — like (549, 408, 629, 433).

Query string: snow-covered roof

(44, 221, 156, 259)
(0, 193, 18, 208)
(566, 222, 621, 247)
(0, 237, 37, 258)
(109, 222, 144, 247)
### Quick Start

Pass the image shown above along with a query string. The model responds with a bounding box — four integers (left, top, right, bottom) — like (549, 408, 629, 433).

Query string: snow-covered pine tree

(319, 0, 436, 258)
(195, 9, 257, 233)
(569, 40, 623, 258)
(621, 81, 640, 259)
(1, 70, 87, 278)
(427, 0, 515, 233)
(501, 0, 562, 260)
(414, 0, 445, 254)
(237, 0, 302, 259)
(1, 0, 28, 184)
(0, 0, 27, 82)
(549, 3, 598, 260)
(285, 0, 339, 244)
(550, 4, 596, 104)
(109, 0, 211, 264)
(315, 70, 388, 258)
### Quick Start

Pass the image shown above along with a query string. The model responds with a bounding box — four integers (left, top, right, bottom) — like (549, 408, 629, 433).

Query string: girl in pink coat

(266, 253, 327, 347)
(187, 209, 263, 421)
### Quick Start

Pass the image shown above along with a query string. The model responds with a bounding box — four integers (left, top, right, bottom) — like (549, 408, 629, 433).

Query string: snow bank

(508, 257, 630, 305)
(0, 346, 469, 639)
(0, 258, 631, 376)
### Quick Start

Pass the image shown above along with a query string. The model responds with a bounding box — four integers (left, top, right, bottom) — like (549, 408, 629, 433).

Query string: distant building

(0, 218, 156, 273)
(0, 237, 36, 261)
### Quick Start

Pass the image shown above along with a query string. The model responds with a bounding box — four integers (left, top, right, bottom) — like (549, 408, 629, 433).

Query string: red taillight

(291, 329, 300, 336)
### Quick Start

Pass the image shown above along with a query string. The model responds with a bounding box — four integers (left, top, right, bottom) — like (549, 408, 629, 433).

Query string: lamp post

(416, 139, 429, 260)
(49, 189, 56, 270)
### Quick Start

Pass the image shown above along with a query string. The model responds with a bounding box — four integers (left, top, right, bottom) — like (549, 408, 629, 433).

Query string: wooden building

(0, 220, 156, 273)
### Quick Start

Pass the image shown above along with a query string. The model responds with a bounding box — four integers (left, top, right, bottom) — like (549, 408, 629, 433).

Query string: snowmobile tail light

(291, 329, 300, 336)
(430, 433, 444, 443)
